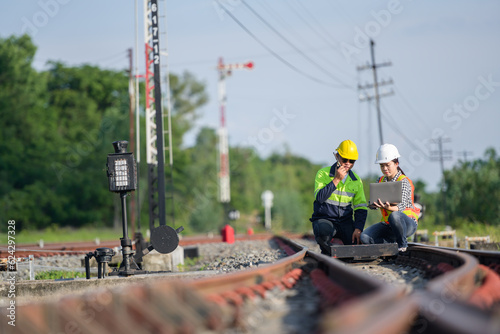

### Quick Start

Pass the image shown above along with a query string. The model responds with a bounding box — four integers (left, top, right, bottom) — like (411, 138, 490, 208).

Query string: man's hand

(352, 228, 362, 244)
(333, 165, 348, 185)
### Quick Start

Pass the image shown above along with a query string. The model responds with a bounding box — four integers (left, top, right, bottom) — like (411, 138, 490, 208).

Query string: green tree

(0, 35, 132, 230)
(0, 35, 55, 230)
(444, 148, 500, 225)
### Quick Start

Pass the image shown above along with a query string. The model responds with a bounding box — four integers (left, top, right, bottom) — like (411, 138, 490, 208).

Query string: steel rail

(3, 236, 498, 334)
(188, 236, 307, 295)
(0, 233, 303, 258)
(307, 250, 406, 334)
(0, 235, 403, 333)
(409, 242, 500, 273)
(405, 244, 480, 301)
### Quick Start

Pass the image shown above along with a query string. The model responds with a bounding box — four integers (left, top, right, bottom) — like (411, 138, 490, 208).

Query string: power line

(216, 0, 349, 88)
(257, 0, 353, 79)
(240, 0, 354, 89)
(285, 0, 354, 77)
(378, 68, 435, 134)
(379, 102, 430, 159)
(292, 0, 356, 62)
(169, 45, 345, 68)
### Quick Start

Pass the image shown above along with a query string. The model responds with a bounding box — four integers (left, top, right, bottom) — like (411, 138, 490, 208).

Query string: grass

(2, 226, 123, 245)
(177, 257, 200, 272)
(35, 270, 86, 280)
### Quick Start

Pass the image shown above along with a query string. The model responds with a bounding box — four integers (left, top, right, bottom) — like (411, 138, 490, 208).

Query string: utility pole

(357, 39, 393, 146)
(134, 0, 142, 240)
(457, 150, 473, 162)
(216, 57, 253, 224)
(430, 136, 452, 225)
(127, 48, 136, 236)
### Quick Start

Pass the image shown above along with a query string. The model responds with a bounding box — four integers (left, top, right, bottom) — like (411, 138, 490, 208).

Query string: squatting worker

(361, 144, 420, 252)
(310, 140, 368, 255)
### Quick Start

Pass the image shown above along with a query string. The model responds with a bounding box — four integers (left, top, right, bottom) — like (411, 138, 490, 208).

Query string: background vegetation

(1, 35, 499, 243)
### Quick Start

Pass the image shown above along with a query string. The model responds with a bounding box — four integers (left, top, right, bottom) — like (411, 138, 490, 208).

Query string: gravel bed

(0, 254, 87, 281)
(0, 239, 291, 281)
(188, 239, 289, 272)
(293, 238, 429, 293)
(350, 259, 428, 292)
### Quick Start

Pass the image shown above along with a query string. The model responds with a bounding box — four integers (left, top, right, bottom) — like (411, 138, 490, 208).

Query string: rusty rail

(319, 243, 500, 334)
(2, 236, 499, 334)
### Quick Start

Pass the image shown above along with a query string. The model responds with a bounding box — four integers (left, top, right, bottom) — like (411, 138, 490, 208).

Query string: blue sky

(1, 0, 499, 192)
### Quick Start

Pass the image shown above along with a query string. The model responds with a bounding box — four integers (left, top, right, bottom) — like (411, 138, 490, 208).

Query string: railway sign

(106, 141, 137, 193)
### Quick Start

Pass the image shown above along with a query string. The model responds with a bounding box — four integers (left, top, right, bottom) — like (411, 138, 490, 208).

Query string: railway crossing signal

(216, 57, 253, 223)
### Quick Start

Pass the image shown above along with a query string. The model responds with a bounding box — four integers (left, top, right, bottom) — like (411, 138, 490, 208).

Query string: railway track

(1, 235, 499, 333)
(0, 233, 295, 259)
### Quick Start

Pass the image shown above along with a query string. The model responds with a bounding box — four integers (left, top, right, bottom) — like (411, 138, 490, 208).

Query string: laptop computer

(369, 181, 403, 205)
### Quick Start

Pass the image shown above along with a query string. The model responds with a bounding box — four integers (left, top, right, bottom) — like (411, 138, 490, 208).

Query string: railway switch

(84, 247, 115, 279)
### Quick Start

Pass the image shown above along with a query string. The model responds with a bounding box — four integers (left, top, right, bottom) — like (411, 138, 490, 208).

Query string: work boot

(316, 236, 332, 256)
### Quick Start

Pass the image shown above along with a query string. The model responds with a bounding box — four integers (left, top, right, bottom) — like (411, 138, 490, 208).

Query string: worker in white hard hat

(360, 144, 420, 252)
(310, 140, 368, 255)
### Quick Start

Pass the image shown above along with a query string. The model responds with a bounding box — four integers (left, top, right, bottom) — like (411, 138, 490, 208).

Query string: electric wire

(169, 45, 344, 68)
(291, 0, 358, 65)
(283, 0, 354, 78)
(392, 84, 435, 131)
(378, 68, 434, 134)
(215, 0, 349, 88)
(88, 50, 128, 64)
(379, 101, 431, 159)
(256, 0, 353, 81)
(240, 0, 354, 89)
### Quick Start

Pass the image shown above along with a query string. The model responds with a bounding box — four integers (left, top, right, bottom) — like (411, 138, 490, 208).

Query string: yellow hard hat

(336, 140, 359, 160)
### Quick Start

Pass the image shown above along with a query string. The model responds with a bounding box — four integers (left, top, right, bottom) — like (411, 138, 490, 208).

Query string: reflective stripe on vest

(379, 174, 420, 223)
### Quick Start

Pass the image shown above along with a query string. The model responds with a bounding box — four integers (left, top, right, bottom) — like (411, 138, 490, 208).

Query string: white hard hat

(375, 144, 400, 164)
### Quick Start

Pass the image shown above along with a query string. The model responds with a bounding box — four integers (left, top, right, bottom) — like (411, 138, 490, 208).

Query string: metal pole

(218, 57, 231, 205)
(265, 207, 271, 230)
(370, 40, 384, 146)
(128, 49, 136, 236)
(151, 0, 167, 226)
(134, 0, 141, 233)
(29, 255, 34, 280)
(121, 192, 129, 240)
(437, 137, 448, 225)
(120, 191, 131, 272)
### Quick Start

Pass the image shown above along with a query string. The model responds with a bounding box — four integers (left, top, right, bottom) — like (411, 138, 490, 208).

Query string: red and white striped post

(216, 58, 253, 221)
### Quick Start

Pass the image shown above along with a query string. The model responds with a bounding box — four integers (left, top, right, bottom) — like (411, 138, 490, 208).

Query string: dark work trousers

(312, 218, 355, 255)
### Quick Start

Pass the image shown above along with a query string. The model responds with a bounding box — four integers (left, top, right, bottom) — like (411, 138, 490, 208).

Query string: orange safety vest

(379, 174, 420, 223)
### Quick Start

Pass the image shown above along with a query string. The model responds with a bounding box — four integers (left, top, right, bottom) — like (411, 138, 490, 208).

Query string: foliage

(177, 257, 200, 272)
(443, 148, 500, 226)
(2, 227, 121, 245)
(35, 270, 86, 280)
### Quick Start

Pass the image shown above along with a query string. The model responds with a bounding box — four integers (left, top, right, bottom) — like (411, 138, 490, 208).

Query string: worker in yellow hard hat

(310, 140, 368, 255)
